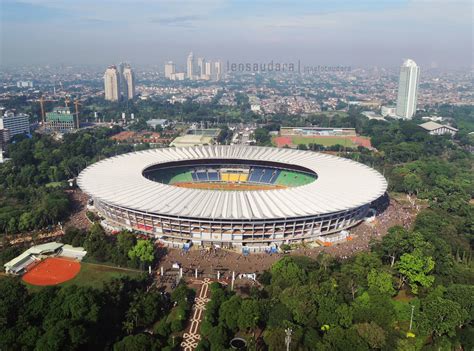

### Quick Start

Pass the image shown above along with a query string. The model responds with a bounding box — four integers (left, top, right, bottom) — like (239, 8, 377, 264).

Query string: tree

(237, 299, 261, 331)
(367, 269, 396, 296)
(420, 296, 468, 337)
(270, 257, 307, 292)
(84, 223, 110, 261)
(0, 277, 28, 329)
(207, 325, 229, 351)
(355, 322, 387, 349)
(219, 295, 242, 331)
(113, 334, 160, 351)
(396, 249, 435, 294)
(128, 240, 155, 267)
(280, 285, 318, 326)
(377, 227, 429, 266)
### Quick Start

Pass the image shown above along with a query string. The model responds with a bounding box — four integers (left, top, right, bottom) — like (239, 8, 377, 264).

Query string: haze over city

(1, 0, 473, 68)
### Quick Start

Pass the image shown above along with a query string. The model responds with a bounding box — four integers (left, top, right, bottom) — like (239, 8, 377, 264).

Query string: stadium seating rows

(149, 166, 315, 187)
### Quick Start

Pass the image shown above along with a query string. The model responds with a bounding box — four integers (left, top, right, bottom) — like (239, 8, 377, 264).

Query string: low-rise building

(419, 121, 458, 136)
(146, 119, 169, 129)
(381, 105, 397, 117)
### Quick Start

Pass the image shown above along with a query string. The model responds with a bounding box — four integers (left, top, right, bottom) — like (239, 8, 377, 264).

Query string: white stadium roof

(77, 146, 387, 220)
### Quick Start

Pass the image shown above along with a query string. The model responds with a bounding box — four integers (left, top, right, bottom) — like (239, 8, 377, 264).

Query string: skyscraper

(395, 59, 420, 119)
(122, 65, 135, 100)
(165, 61, 176, 79)
(104, 65, 120, 101)
(187, 52, 195, 79)
(214, 61, 223, 81)
(197, 57, 206, 78)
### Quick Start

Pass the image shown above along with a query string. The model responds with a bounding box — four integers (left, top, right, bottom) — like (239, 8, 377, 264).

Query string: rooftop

(77, 146, 387, 220)
(419, 121, 458, 131)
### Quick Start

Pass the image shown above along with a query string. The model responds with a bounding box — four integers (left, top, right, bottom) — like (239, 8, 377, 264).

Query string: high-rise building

(165, 61, 176, 79)
(0, 110, 30, 142)
(104, 66, 121, 101)
(117, 63, 127, 98)
(197, 57, 206, 78)
(396, 59, 420, 119)
(122, 65, 135, 100)
(205, 61, 214, 77)
(187, 52, 195, 79)
(214, 61, 223, 81)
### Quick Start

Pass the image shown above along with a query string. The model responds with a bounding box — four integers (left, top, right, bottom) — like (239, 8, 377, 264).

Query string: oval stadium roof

(77, 145, 387, 220)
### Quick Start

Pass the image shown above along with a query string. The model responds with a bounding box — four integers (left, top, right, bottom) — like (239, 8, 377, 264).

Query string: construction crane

(38, 95, 57, 125)
(73, 99, 82, 129)
(64, 96, 71, 108)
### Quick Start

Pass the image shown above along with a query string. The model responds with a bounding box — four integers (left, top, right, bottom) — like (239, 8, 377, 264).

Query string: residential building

(170, 72, 185, 81)
(122, 65, 136, 99)
(215, 61, 223, 81)
(197, 57, 206, 78)
(0, 110, 30, 141)
(104, 65, 121, 101)
(187, 52, 195, 79)
(164, 61, 176, 79)
(16, 81, 33, 88)
(396, 59, 420, 119)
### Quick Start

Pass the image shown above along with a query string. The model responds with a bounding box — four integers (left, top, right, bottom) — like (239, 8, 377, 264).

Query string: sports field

(273, 135, 371, 148)
(174, 182, 287, 191)
(23, 260, 142, 290)
(22, 257, 81, 286)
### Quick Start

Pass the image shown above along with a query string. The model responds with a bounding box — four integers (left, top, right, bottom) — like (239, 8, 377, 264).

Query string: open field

(292, 135, 356, 146)
(273, 135, 371, 148)
(24, 261, 142, 291)
(174, 182, 286, 191)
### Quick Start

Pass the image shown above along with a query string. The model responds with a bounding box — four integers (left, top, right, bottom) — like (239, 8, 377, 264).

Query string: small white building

(419, 121, 458, 136)
(381, 105, 397, 117)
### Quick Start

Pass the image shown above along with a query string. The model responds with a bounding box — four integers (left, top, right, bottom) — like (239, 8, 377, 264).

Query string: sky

(0, 0, 472, 68)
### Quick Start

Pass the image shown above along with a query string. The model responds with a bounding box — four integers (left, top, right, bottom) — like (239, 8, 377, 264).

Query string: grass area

(170, 171, 193, 184)
(291, 136, 357, 147)
(24, 262, 143, 292)
(275, 171, 316, 187)
(146, 168, 193, 184)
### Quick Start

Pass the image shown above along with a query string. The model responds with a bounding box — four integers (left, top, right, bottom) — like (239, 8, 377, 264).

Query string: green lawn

(24, 262, 143, 292)
(275, 171, 316, 187)
(291, 136, 357, 147)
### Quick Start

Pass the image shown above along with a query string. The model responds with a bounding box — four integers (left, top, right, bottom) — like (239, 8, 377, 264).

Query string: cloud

(150, 15, 202, 27)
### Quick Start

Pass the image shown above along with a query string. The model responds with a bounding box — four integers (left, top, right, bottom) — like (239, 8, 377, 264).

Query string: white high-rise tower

(122, 65, 135, 100)
(104, 66, 120, 101)
(396, 59, 420, 119)
(187, 52, 195, 79)
(164, 61, 176, 79)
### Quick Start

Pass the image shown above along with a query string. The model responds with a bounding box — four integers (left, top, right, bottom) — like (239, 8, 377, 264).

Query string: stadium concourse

(78, 145, 387, 253)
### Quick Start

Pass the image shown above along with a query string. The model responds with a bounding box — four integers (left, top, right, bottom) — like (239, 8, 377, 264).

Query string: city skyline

(1, 0, 472, 68)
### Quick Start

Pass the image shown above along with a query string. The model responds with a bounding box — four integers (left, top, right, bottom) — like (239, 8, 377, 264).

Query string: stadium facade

(78, 146, 387, 252)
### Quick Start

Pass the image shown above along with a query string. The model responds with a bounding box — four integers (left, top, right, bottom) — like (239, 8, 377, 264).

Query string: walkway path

(181, 278, 211, 351)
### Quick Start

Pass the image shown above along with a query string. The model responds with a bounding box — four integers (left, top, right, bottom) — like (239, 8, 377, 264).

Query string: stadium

(77, 145, 387, 252)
